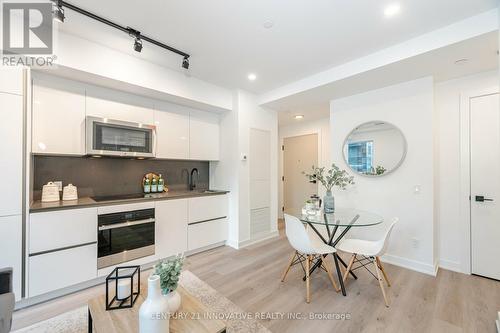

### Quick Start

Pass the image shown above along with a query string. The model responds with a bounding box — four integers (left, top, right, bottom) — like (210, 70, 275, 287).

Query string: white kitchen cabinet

(29, 207, 97, 254)
(188, 195, 228, 223)
(155, 199, 188, 259)
(189, 111, 220, 161)
(86, 89, 154, 124)
(188, 218, 227, 251)
(28, 243, 97, 297)
(32, 77, 86, 155)
(0, 215, 22, 301)
(154, 109, 189, 159)
(0, 92, 23, 216)
(0, 67, 23, 95)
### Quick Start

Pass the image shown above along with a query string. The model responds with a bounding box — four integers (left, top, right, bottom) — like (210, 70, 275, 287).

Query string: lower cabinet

(155, 199, 188, 260)
(188, 218, 227, 251)
(28, 243, 97, 297)
(0, 215, 22, 301)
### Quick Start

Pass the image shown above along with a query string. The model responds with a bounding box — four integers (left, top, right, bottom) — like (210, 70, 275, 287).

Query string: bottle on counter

(151, 176, 158, 193)
(158, 174, 164, 192)
(144, 177, 151, 193)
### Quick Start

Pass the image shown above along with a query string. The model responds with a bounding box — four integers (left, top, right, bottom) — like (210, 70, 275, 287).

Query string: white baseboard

(226, 231, 279, 250)
(439, 259, 463, 273)
(381, 254, 438, 276)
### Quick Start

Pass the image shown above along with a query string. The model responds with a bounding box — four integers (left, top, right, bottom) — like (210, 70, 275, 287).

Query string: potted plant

(303, 164, 354, 213)
(153, 254, 184, 313)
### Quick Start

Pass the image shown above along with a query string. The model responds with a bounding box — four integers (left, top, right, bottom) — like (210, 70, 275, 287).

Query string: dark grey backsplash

(32, 156, 209, 199)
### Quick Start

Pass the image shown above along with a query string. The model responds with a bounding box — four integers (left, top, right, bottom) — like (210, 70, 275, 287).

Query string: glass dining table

(290, 207, 383, 296)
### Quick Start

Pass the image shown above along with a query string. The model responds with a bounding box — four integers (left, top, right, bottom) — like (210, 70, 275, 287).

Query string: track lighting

(133, 38, 143, 53)
(52, 0, 65, 23)
(182, 56, 190, 70)
(127, 27, 142, 53)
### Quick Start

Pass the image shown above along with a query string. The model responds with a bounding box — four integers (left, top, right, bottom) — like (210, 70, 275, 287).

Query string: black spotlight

(52, 0, 65, 23)
(133, 38, 143, 52)
(182, 56, 190, 69)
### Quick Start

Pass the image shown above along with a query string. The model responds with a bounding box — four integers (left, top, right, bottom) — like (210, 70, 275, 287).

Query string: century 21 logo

(2, 2, 53, 55)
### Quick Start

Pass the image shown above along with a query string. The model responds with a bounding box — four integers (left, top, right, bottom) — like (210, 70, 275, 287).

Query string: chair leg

(305, 255, 311, 303)
(321, 258, 340, 292)
(281, 251, 297, 282)
(342, 254, 356, 285)
(376, 257, 391, 287)
(373, 259, 389, 307)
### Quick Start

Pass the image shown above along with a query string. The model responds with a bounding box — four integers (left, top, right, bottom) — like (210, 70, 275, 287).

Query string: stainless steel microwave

(86, 116, 156, 158)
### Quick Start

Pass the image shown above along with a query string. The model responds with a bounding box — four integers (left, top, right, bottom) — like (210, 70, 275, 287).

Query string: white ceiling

(59, 0, 498, 94)
(274, 31, 499, 125)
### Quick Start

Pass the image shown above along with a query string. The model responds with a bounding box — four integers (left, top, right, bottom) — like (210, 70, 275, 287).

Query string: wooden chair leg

(281, 251, 297, 282)
(342, 254, 356, 285)
(305, 255, 311, 303)
(321, 258, 340, 292)
(376, 257, 391, 287)
(373, 259, 389, 307)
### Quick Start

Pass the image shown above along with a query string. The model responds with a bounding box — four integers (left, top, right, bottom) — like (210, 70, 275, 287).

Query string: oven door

(86, 116, 156, 158)
(97, 218, 155, 269)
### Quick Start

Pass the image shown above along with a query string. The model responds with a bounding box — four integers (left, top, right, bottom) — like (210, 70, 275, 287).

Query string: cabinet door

(155, 199, 188, 259)
(189, 111, 220, 161)
(0, 92, 22, 216)
(28, 243, 97, 297)
(32, 78, 86, 155)
(0, 67, 23, 95)
(0, 216, 22, 300)
(188, 218, 227, 251)
(154, 110, 189, 159)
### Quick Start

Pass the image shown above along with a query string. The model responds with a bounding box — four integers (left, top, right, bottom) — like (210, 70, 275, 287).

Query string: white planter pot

(139, 275, 170, 333)
(165, 290, 181, 313)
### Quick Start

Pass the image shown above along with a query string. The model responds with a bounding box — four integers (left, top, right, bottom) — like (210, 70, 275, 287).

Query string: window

(348, 141, 373, 173)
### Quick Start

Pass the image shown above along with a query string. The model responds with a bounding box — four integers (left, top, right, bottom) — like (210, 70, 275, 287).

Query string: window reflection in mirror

(343, 121, 406, 177)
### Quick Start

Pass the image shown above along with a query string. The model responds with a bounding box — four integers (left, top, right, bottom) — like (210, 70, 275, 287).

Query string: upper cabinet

(189, 110, 220, 161)
(86, 88, 154, 124)
(154, 107, 189, 160)
(32, 77, 86, 155)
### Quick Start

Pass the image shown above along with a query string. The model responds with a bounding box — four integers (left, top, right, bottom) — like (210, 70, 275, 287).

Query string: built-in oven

(86, 116, 156, 158)
(97, 208, 155, 269)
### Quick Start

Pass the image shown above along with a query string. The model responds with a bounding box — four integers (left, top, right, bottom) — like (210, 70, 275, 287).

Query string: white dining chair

(336, 218, 398, 307)
(281, 214, 340, 303)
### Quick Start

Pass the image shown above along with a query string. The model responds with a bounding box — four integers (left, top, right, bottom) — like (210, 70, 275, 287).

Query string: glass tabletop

(289, 207, 384, 227)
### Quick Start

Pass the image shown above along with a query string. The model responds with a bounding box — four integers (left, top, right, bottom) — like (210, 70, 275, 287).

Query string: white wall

(330, 77, 436, 275)
(278, 117, 330, 219)
(435, 70, 498, 273)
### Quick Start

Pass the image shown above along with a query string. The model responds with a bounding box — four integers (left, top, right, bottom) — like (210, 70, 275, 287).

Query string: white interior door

(470, 92, 500, 280)
(283, 134, 318, 213)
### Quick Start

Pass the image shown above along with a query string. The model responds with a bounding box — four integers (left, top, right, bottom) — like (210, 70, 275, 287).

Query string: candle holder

(105, 265, 140, 310)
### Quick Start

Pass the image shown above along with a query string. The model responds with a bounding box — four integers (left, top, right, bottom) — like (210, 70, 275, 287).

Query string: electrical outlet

(54, 181, 63, 191)
(411, 237, 420, 249)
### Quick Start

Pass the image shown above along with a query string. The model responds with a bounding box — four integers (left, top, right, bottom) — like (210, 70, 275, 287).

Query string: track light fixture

(55, 1, 190, 68)
(52, 0, 65, 23)
(182, 56, 190, 70)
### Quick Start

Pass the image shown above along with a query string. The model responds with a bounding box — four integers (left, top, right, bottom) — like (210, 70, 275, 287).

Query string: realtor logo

(2, 2, 53, 55)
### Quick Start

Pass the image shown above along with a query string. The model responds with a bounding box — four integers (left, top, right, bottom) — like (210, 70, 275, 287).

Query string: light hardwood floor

(13, 223, 500, 332)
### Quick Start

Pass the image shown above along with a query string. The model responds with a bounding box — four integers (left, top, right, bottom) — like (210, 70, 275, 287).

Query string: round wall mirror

(343, 121, 407, 177)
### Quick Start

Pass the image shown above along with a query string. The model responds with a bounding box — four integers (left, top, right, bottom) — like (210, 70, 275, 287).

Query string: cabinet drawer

(188, 195, 227, 223)
(28, 243, 97, 297)
(188, 218, 227, 251)
(29, 208, 97, 254)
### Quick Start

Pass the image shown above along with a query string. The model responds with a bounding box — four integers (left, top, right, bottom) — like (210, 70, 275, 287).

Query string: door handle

(475, 195, 494, 202)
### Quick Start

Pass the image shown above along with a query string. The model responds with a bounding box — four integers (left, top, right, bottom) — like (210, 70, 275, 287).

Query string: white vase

(139, 275, 170, 333)
(165, 290, 181, 313)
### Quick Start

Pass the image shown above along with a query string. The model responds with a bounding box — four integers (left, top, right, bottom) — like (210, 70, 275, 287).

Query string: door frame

(459, 86, 499, 274)
(279, 130, 322, 219)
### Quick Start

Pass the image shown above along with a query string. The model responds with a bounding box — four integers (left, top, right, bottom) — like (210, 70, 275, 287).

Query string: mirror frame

(342, 120, 408, 178)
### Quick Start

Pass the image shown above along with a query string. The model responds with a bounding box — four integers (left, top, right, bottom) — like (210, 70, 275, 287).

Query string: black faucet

(189, 168, 199, 191)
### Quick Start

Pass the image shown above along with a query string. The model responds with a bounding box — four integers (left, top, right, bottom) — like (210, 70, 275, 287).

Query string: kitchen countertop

(30, 189, 229, 213)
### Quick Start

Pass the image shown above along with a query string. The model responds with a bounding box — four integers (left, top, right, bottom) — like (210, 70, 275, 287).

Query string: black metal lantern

(105, 266, 140, 310)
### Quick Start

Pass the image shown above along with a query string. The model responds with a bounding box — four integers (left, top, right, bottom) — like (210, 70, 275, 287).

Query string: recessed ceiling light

(263, 20, 274, 29)
(294, 115, 304, 120)
(454, 58, 469, 66)
(384, 3, 401, 17)
(248, 73, 257, 81)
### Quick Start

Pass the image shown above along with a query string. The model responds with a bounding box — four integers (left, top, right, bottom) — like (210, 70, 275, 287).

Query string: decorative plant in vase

(303, 163, 354, 213)
(153, 254, 184, 313)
